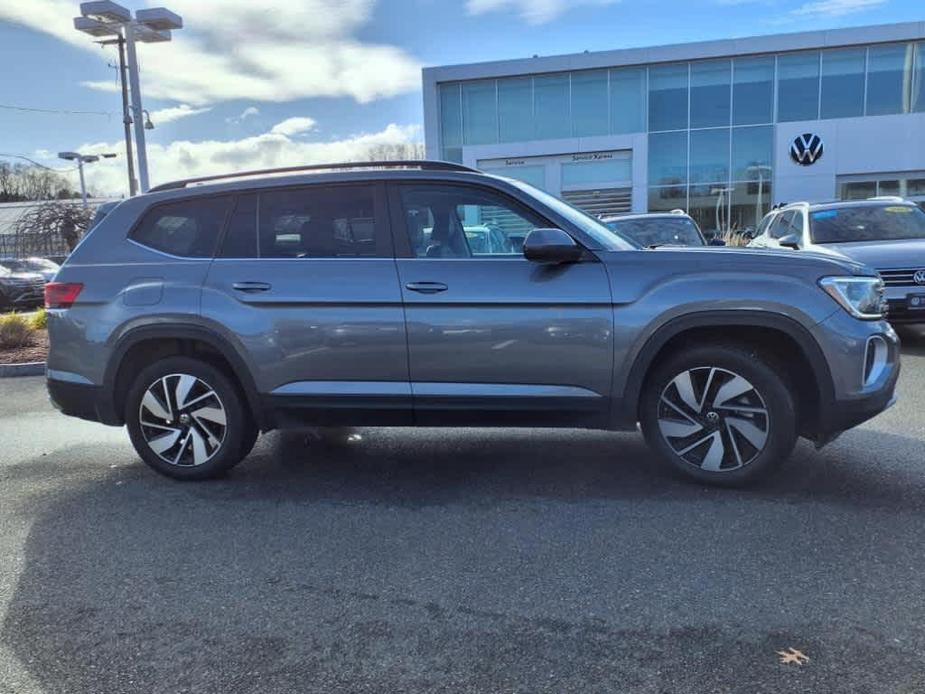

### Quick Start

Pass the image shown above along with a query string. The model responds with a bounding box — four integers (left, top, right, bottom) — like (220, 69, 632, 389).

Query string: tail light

(45, 282, 83, 309)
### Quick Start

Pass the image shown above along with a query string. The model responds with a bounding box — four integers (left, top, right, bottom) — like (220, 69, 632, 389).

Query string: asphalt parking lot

(1, 328, 924, 694)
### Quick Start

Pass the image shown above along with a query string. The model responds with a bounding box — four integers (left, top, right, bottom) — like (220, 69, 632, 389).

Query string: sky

(0, 0, 922, 196)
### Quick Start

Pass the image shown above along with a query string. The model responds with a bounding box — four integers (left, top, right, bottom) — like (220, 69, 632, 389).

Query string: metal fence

(0, 199, 115, 260)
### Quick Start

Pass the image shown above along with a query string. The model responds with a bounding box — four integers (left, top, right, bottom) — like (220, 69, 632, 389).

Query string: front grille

(878, 268, 925, 287)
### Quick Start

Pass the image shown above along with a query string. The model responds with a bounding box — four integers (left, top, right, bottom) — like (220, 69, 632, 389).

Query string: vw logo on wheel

(914, 269, 925, 286)
(790, 133, 824, 166)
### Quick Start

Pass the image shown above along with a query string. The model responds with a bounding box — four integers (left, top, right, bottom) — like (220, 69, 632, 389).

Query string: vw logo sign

(791, 133, 824, 166)
(914, 269, 925, 286)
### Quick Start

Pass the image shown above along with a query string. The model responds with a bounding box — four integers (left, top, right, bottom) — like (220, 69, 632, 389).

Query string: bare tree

(361, 142, 426, 162)
(7, 201, 95, 257)
(0, 162, 78, 202)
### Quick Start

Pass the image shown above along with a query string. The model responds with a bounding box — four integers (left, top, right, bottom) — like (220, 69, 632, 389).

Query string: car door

(388, 181, 614, 427)
(202, 182, 411, 424)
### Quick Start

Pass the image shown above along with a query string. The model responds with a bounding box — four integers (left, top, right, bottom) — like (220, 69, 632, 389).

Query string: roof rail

(867, 195, 906, 202)
(148, 160, 480, 192)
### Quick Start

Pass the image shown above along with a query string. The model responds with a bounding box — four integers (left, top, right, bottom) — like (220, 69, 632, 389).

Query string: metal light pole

(58, 151, 118, 208)
(747, 164, 773, 225)
(74, 2, 183, 194)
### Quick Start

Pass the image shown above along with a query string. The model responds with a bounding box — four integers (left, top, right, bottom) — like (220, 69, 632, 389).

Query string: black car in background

(0, 263, 45, 311)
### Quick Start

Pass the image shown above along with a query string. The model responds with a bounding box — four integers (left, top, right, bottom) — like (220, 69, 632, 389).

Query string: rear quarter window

(131, 197, 231, 257)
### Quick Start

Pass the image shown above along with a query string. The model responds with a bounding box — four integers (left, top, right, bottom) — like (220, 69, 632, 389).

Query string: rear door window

(258, 185, 385, 258)
(768, 211, 795, 239)
(132, 196, 231, 257)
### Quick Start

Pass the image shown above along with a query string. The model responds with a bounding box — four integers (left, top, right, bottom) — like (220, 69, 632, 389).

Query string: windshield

(25, 258, 58, 271)
(810, 204, 925, 243)
(506, 179, 639, 250)
(0, 259, 26, 272)
(605, 217, 704, 247)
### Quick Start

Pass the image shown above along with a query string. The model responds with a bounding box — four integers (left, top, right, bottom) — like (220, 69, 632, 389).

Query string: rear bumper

(47, 379, 121, 426)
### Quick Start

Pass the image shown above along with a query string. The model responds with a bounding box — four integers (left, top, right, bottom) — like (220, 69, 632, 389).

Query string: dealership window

(534, 74, 570, 140)
(439, 83, 462, 162)
(866, 44, 913, 115)
(731, 126, 773, 182)
(648, 63, 688, 131)
(481, 164, 547, 191)
(821, 48, 865, 119)
(462, 80, 498, 145)
(649, 185, 687, 213)
(610, 67, 646, 134)
(498, 77, 533, 143)
(777, 51, 820, 122)
(571, 70, 609, 137)
(690, 60, 731, 128)
(561, 157, 632, 187)
(689, 128, 730, 184)
(732, 56, 773, 125)
(729, 180, 773, 231)
(648, 130, 688, 186)
(916, 43, 925, 112)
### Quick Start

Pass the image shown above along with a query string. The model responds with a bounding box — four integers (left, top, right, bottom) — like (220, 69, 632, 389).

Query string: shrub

(0, 313, 34, 349)
(28, 308, 47, 331)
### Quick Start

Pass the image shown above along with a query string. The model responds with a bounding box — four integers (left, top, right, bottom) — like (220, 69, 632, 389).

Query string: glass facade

(435, 40, 925, 226)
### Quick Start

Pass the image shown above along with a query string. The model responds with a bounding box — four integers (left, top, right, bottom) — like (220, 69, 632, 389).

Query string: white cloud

(239, 107, 260, 120)
(0, 0, 421, 106)
(269, 117, 317, 136)
(148, 104, 212, 125)
(790, 0, 886, 17)
(52, 121, 422, 196)
(466, 0, 618, 24)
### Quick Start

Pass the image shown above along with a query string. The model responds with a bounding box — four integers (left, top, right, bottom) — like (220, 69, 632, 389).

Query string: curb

(0, 362, 45, 378)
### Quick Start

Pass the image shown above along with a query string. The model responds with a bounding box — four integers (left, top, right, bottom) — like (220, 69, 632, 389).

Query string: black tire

(124, 356, 252, 480)
(639, 344, 797, 487)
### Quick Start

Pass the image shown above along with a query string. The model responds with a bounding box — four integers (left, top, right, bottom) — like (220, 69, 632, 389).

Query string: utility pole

(116, 36, 137, 196)
(122, 22, 149, 192)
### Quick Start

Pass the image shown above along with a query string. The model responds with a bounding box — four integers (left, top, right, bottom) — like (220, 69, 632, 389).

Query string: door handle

(232, 281, 272, 293)
(405, 281, 448, 294)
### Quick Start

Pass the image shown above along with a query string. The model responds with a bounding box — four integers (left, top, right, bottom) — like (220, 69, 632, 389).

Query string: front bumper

(884, 286, 925, 324)
(812, 315, 901, 444)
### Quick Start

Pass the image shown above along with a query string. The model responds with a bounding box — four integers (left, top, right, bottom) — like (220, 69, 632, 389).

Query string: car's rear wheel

(640, 344, 797, 486)
(124, 356, 251, 480)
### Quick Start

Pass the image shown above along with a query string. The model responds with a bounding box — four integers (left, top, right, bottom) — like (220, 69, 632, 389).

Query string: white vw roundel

(790, 134, 824, 166)
(914, 269, 925, 286)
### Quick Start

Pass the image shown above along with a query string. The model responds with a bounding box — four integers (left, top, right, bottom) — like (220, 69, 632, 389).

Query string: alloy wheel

(138, 373, 227, 467)
(657, 367, 770, 472)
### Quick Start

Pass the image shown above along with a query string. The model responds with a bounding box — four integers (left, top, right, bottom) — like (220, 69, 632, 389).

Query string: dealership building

(422, 21, 925, 232)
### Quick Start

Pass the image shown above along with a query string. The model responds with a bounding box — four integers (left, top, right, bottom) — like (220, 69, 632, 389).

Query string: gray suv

(46, 161, 900, 486)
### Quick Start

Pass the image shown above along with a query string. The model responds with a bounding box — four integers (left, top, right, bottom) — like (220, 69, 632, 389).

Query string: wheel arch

(617, 310, 834, 436)
(102, 324, 265, 429)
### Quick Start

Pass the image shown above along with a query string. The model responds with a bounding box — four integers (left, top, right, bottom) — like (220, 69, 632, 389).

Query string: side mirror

(523, 228, 583, 264)
(778, 233, 801, 250)
(708, 238, 726, 246)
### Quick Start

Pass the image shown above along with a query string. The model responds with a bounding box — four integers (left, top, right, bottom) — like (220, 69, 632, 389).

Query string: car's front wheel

(640, 344, 797, 486)
(124, 356, 251, 480)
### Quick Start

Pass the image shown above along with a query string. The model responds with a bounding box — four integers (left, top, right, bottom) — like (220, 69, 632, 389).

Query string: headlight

(819, 276, 885, 320)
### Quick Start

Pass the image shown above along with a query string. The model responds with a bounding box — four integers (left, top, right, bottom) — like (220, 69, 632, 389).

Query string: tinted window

(867, 44, 914, 116)
(755, 213, 774, 237)
(690, 60, 731, 128)
(571, 70, 608, 137)
(821, 48, 865, 119)
(258, 186, 380, 258)
(610, 67, 646, 134)
(649, 63, 688, 132)
(769, 211, 795, 239)
(220, 194, 258, 258)
(132, 196, 230, 257)
(399, 185, 547, 258)
(777, 51, 820, 122)
(607, 217, 704, 247)
(732, 57, 773, 125)
(534, 74, 570, 140)
(498, 77, 532, 143)
(810, 204, 925, 243)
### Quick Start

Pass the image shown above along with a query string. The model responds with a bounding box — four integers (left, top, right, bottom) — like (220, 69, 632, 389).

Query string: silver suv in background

(46, 161, 899, 486)
(749, 198, 925, 323)
(601, 210, 719, 248)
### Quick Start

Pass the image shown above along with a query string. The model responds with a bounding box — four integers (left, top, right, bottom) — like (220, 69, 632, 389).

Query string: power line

(0, 103, 112, 118)
(0, 154, 75, 173)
